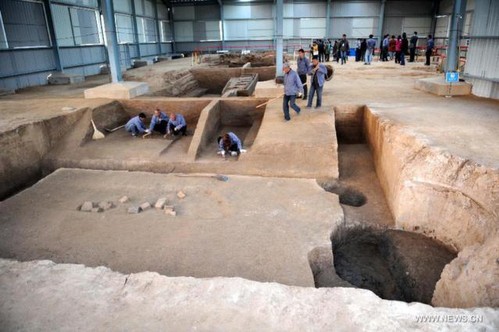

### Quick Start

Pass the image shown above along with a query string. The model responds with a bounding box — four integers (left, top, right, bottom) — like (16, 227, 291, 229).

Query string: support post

(430, 0, 440, 38)
(377, 0, 386, 47)
(275, 0, 283, 79)
(102, 0, 122, 82)
(130, 0, 141, 59)
(154, 0, 162, 55)
(325, 0, 331, 37)
(446, 0, 467, 72)
(218, 0, 225, 49)
(42, 0, 63, 71)
(169, 4, 176, 53)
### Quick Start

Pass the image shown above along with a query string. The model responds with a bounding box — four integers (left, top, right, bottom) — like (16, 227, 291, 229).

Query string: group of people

(125, 109, 187, 138)
(311, 35, 350, 65)
(125, 109, 245, 158)
(283, 49, 328, 121)
(354, 32, 434, 66)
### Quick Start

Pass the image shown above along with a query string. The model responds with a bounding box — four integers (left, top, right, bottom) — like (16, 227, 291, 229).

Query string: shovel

(90, 119, 105, 140)
(256, 94, 284, 108)
(174, 173, 229, 182)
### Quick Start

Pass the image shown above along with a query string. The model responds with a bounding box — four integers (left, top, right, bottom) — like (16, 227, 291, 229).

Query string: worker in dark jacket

(307, 56, 327, 109)
(149, 109, 169, 135)
(297, 49, 310, 100)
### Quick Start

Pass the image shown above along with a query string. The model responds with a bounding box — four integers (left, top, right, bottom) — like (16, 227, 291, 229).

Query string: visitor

(382, 34, 390, 61)
(325, 40, 331, 62)
(148, 108, 169, 135)
(340, 34, 349, 65)
(217, 132, 246, 157)
(307, 56, 327, 109)
(364, 34, 376, 65)
(282, 62, 303, 121)
(332, 40, 339, 63)
(318, 39, 325, 62)
(297, 48, 310, 100)
(355, 38, 361, 62)
(395, 35, 402, 64)
(360, 39, 367, 63)
(400, 32, 408, 66)
(425, 34, 434, 66)
(388, 35, 396, 60)
(409, 31, 418, 62)
(125, 113, 148, 137)
(166, 113, 187, 137)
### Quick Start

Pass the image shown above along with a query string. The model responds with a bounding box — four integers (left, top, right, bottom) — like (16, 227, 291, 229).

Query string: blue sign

(446, 72, 459, 83)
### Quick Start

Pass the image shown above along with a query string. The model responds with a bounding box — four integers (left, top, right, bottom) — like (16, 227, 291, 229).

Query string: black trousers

(169, 123, 187, 136)
(226, 143, 240, 155)
(409, 48, 416, 62)
(425, 50, 431, 65)
(153, 120, 168, 134)
(299, 74, 307, 98)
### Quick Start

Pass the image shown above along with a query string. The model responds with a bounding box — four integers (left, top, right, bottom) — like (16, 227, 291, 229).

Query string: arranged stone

(119, 196, 129, 203)
(154, 197, 167, 209)
(80, 201, 94, 212)
(177, 191, 186, 199)
(98, 201, 115, 211)
(164, 206, 176, 216)
(140, 202, 151, 211)
(127, 206, 141, 214)
(91, 207, 103, 213)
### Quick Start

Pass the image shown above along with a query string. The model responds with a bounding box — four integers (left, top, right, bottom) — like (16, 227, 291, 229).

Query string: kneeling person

(125, 112, 148, 137)
(149, 108, 169, 135)
(217, 132, 246, 157)
(166, 113, 187, 137)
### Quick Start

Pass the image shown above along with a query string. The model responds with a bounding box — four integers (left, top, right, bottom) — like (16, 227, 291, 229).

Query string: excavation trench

(313, 105, 458, 305)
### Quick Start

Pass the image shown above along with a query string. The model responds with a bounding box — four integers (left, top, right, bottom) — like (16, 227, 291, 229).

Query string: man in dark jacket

(409, 31, 418, 62)
(339, 34, 350, 65)
(297, 48, 310, 99)
(425, 35, 434, 66)
(400, 32, 409, 66)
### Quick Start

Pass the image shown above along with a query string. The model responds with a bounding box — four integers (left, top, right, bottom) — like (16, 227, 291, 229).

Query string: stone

(84, 82, 150, 99)
(80, 201, 94, 212)
(47, 72, 84, 85)
(118, 196, 129, 203)
(98, 201, 114, 211)
(164, 206, 176, 216)
(154, 197, 167, 209)
(177, 191, 186, 199)
(127, 206, 141, 214)
(133, 59, 154, 68)
(140, 202, 151, 211)
(414, 77, 472, 96)
(91, 207, 103, 213)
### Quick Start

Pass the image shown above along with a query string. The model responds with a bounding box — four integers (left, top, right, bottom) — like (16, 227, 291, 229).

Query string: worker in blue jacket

(166, 113, 187, 137)
(307, 56, 327, 109)
(149, 108, 169, 135)
(125, 113, 148, 137)
(282, 62, 304, 121)
(217, 132, 246, 157)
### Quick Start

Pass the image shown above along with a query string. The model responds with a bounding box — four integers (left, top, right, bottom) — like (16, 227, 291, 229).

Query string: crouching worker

(149, 108, 169, 135)
(125, 112, 148, 137)
(217, 132, 246, 157)
(166, 113, 187, 137)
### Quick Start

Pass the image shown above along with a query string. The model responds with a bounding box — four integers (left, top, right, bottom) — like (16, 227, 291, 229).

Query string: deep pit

(332, 225, 457, 304)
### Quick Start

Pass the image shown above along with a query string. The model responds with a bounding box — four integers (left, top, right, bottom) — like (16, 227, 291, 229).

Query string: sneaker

(302, 96, 307, 100)
(284, 117, 290, 121)
(306, 106, 312, 109)
(295, 109, 301, 114)
(315, 106, 321, 109)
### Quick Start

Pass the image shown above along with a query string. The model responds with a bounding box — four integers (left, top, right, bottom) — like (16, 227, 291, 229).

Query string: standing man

(318, 39, 325, 62)
(166, 113, 187, 137)
(382, 34, 390, 61)
(307, 56, 327, 109)
(401, 32, 408, 66)
(282, 63, 303, 121)
(364, 34, 376, 65)
(149, 108, 169, 135)
(125, 112, 148, 137)
(409, 31, 418, 62)
(425, 34, 434, 66)
(355, 38, 361, 62)
(340, 34, 350, 65)
(297, 49, 310, 100)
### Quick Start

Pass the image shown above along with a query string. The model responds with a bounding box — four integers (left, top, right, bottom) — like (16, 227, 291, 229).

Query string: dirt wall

(363, 107, 499, 308)
(0, 109, 87, 200)
(219, 99, 266, 127)
(334, 105, 365, 143)
(187, 100, 221, 160)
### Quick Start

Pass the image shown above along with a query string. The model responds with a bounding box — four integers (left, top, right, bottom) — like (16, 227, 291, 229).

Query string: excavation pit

(318, 180, 367, 207)
(331, 225, 457, 304)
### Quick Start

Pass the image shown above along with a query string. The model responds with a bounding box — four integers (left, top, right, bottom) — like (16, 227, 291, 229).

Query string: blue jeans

(400, 52, 405, 65)
(340, 50, 348, 64)
(283, 94, 300, 120)
(307, 84, 323, 107)
(126, 124, 141, 135)
(365, 49, 373, 64)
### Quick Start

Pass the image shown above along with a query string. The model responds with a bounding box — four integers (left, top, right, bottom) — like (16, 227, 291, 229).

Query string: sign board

(445, 72, 459, 83)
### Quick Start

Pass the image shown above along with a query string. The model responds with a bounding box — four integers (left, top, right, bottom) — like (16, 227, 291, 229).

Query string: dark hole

(330, 225, 457, 304)
(318, 180, 367, 207)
